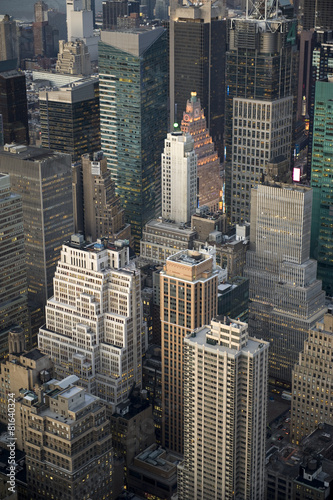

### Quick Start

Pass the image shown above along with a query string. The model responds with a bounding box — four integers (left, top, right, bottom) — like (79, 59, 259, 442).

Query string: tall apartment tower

(178, 318, 268, 500)
(169, 0, 226, 156)
(66, 0, 99, 61)
(38, 235, 142, 409)
(291, 312, 333, 445)
(160, 249, 218, 453)
(81, 151, 131, 243)
(310, 79, 333, 296)
(39, 77, 100, 163)
(245, 183, 326, 383)
(225, 1, 298, 224)
(0, 145, 74, 342)
(0, 66, 29, 145)
(181, 92, 222, 212)
(17, 376, 114, 500)
(0, 174, 30, 358)
(161, 132, 197, 224)
(99, 28, 168, 251)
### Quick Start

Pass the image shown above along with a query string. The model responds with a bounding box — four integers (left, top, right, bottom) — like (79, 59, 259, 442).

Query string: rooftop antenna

(246, 0, 279, 20)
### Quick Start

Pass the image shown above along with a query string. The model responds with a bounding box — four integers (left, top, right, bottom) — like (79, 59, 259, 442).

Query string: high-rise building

(0, 15, 19, 64)
(300, 0, 333, 31)
(56, 39, 92, 76)
(161, 131, 197, 224)
(310, 80, 333, 295)
(39, 77, 100, 163)
(169, 0, 226, 156)
(102, 0, 140, 29)
(66, 0, 99, 61)
(160, 249, 218, 453)
(178, 318, 268, 500)
(0, 174, 30, 358)
(81, 151, 131, 242)
(38, 235, 142, 409)
(0, 145, 74, 342)
(99, 28, 168, 251)
(33, 0, 58, 58)
(225, 1, 298, 223)
(291, 312, 333, 446)
(17, 376, 114, 500)
(181, 92, 222, 212)
(245, 182, 326, 383)
(0, 65, 29, 145)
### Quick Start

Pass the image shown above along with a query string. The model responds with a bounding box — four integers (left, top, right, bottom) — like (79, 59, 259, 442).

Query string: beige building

(16, 375, 114, 500)
(291, 312, 333, 445)
(81, 152, 131, 244)
(160, 249, 218, 453)
(56, 39, 92, 76)
(178, 318, 269, 500)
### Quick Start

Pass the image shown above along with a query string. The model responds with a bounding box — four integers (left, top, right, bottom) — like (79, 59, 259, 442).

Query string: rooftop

(167, 249, 208, 266)
(23, 348, 45, 361)
(145, 218, 196, 235)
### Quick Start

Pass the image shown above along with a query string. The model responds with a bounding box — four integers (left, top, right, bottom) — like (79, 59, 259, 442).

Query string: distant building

(0, 174, 30, 358)
(0, 15, 19, 64)
(16, 376, 114, 500)
(300, 0, 333, 30)
(0, 66, 29, 145)
(102, 0, 140, 29)
(66, 0, 99, 61)
(181, 92, 222, 212)
(160, 249, 218, 453)
(245, 182, 326, 383)
(38, 236, 142, 410)
(39, 77, 100, 163)
(291, 313, 333, 445)
(0, 145, 74, 342)
(56, 39, 92, 76)
(178, 318, 268, 499)
(161, 132, 197, 224)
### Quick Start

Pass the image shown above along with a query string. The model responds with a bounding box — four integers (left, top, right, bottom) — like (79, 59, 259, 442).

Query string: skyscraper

(0, 145, 74, 342)
(160, 249, 218, 453)
(178, 317, 268, 500)
(56, 39, 92, 76)
(39, 77, 100, 163)
(99, 27, 168, 251)
(300, 0, 333, 31)
(161, 131, 197, 224)
(225, 1, 298, 223)
(81, 151, 131, 243)
(0, 64, 29, 145)
(181, 92, 222, 212)
(310, 79, 333, 295)
(291, 312, 333, 446)
(66, 0, 99, 61)
(245, 182, 326, 383)
(38, 235, 142, 409)
(0, 174, 30, 358)
(169, 0, 226, 156)
(0, 15, 19, 64)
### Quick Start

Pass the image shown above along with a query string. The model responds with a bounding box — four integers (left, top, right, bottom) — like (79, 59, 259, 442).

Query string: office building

(160, 249, 218, 453)
(291, 313, 333, 445)
(169, 0, 226, 156)
(218, 276, 249, 322)
(161, 132, 197, 224)
(225, 1, 297, 223)
(16, 376, 114, 500)
(0, 65, 29, 145)
(0, 174, 30, 359)
(310, 79, 333, 295)
(142, 345, 162, 443)
(39, 77, 100, 163)
(81, 151, 131, 243)
(300, 0, 333, 31)
(33, 0, 58, 58)
(66, 0, 99, 61)
(0, 145, 74, 342)
(56, 39, 92, 76)
(178, 317, 268, 499)
(181, 92, 222, 212)
(38, 235, 142, 409)
(0, 15, 19, 64)
(102, 0, 140, 29)
(99, 28, 168, 251)
(245, 182, 326, 383)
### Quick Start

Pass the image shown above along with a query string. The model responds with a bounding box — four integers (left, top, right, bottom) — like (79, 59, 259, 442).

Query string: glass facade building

(99, 28, 168, 252)
(310, 79, 333, 296)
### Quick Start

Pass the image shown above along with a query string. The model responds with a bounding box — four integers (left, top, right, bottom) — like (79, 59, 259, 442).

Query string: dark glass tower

(39, 77, 101, 163)
(225, 1, 298, 223)
(310, 79, 333, 296)
(300, 0, 333, 31)
(170, 0, 226, 157)
(99, 27, 168, 252)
